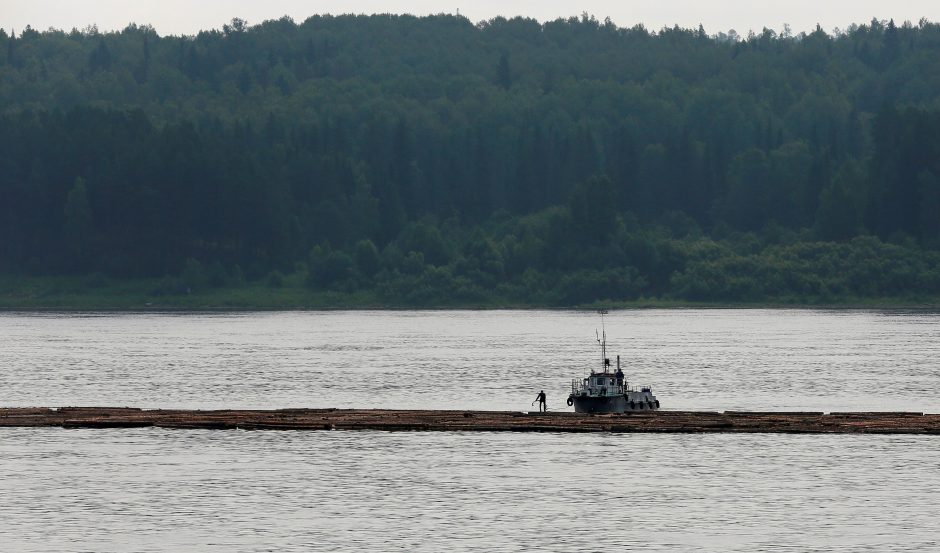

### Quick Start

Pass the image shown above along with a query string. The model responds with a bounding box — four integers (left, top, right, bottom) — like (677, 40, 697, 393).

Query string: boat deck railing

(570, 379, 652, 397)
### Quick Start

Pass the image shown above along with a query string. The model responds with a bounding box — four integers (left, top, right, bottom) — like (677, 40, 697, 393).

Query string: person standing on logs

(535, 390, 547, 412)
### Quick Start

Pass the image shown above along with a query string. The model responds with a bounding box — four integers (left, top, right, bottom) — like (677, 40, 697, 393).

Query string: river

(1, 309, 938, 551)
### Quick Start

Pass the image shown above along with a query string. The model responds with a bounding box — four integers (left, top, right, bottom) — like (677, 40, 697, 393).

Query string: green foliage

(353, 239, 381, 277)
(568, 175, 620, 244)
(306, 246, 354, 290)
(496, 53, 512, 89)
(816, 160, 865, 241)
(63, 177, 93, 267)
(556, 268, 647, 305)
(668, 235, 940, 302)
(396, 221, 450, 266)
(917, 170, 940, 246)
(3, 16, 940, 305)
(266, 270, 286, 289)
(179, 258, 207, 292)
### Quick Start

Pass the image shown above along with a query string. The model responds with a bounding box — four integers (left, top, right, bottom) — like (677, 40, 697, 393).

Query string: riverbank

(2, 408, 938, 434)
(3, 276, 940, 310)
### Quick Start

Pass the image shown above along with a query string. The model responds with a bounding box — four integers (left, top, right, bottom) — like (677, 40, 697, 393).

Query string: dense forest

(2, 14, 940, 306)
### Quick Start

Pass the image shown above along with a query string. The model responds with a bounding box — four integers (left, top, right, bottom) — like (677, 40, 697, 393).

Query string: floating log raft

(1, 407, 939, 434)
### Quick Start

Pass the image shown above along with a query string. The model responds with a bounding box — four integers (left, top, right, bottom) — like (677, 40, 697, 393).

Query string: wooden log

(1, 407, 939, 434)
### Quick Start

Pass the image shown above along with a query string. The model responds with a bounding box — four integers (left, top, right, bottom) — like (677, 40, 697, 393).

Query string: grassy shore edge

(3, 276, 939, 311)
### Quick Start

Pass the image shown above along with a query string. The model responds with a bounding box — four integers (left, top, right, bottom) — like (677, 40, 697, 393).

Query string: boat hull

(570, 395, 659, 414)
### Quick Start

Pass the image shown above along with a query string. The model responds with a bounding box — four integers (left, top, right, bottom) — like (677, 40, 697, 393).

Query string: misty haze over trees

(2, 14, 940, 305)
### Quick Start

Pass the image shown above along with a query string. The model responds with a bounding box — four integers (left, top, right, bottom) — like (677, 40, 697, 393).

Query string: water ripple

(1, 429, 938, 552)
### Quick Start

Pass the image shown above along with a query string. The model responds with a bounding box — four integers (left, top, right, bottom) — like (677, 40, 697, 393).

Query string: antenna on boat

(598, 309, 608, 372)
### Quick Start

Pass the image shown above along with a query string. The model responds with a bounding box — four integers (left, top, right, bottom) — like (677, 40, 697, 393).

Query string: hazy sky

(2, 0, 938, 37)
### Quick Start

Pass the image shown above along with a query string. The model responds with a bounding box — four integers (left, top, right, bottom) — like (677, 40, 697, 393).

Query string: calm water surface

(2, 309, 939, 412)
(1, 309, 939, 551)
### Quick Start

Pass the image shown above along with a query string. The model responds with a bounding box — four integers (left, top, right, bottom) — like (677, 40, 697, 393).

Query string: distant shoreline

(2, 278, 939, 312)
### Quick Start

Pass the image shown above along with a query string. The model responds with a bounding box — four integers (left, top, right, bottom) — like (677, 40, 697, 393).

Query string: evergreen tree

(497, 53, 511, 89)
(88, 39, 112, 72)
(63, 177, 93, 267)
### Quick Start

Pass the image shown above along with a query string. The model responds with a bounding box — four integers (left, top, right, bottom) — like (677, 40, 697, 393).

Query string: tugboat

(566, 311, 660, 414)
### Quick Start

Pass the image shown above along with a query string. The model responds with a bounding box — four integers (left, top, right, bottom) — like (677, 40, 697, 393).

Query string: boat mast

(599, 309, 608, 372)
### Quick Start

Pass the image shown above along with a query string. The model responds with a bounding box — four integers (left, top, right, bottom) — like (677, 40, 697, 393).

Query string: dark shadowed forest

(2, 14, 940, 306)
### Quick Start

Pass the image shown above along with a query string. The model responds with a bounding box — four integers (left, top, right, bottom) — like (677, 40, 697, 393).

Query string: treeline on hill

(2, 15, 940, 305)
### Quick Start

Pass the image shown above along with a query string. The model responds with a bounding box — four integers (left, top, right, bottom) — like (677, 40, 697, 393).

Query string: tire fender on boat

(566, 396, 574, 407)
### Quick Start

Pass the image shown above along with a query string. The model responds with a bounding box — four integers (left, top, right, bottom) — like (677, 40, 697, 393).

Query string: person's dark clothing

(536, 391, 547, 412)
